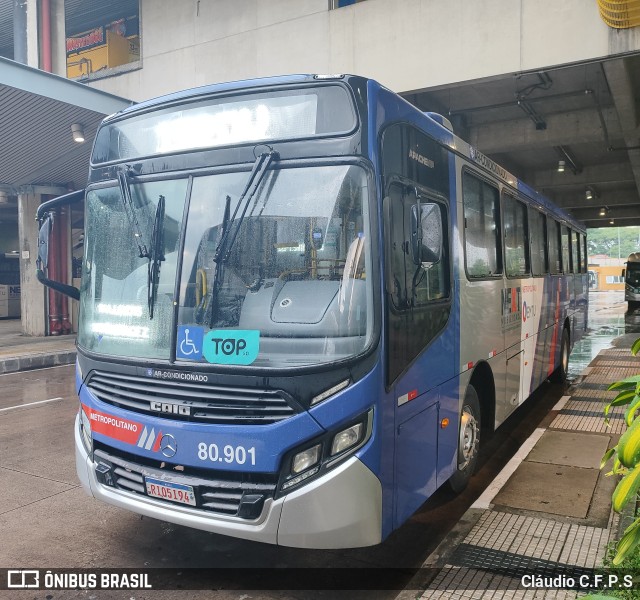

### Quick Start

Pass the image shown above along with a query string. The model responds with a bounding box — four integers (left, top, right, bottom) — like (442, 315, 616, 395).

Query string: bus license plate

(145, 477, 196, 506)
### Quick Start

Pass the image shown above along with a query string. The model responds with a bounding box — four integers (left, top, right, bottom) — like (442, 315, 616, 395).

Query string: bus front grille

(86, 370, 298, 424)
(93, 447, 276, 520)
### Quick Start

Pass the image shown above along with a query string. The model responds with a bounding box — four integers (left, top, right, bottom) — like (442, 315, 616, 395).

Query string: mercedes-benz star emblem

(159, 434, 177, 458)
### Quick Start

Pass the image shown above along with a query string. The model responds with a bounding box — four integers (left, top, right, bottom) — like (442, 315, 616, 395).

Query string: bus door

(502, 194, 532, 406)
(384, 180, 452, 527)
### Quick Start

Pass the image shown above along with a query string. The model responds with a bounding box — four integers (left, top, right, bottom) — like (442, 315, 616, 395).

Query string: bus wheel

(550, 328, 570, 384)
(448, 384, 481, 494)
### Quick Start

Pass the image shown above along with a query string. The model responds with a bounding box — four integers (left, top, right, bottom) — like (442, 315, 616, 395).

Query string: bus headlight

(79, 405, 92, 454)
(278, 409, 373, 495)
(292, 444, 321, 474)
(331, 423, 364, 456)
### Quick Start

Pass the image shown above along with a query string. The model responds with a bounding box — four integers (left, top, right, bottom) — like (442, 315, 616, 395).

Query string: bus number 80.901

(197, 442, 257, 466)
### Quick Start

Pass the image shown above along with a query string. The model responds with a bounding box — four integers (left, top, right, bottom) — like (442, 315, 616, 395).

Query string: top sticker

(203, 330, 260, 365)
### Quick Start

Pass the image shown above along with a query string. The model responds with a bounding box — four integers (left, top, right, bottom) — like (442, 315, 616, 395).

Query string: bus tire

(550, 328, 570, 384)
(448, 384, 481, 494)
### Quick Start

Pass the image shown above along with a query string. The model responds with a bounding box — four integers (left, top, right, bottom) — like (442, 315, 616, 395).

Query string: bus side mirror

(35, 189, 84, 301)
(622, 268, 626, 278)
(411, 202, 442, 267)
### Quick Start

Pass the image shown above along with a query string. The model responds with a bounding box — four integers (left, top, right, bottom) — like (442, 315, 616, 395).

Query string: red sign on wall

(66, 27, 104, 54)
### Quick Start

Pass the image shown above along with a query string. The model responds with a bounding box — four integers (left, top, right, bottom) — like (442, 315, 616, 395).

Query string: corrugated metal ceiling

(0, 57, 131, 223)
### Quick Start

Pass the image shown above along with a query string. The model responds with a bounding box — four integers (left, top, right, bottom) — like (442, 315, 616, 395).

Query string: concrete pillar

(17, 186, 66, 336)
(13, 0, 28, 64)
(50, 0, 68, 77)
(26, 0, 39, 68)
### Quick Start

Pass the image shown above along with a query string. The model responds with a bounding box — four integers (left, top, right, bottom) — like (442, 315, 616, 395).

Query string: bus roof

(102, 73, 585, 232)
(104, 74, 327, 122)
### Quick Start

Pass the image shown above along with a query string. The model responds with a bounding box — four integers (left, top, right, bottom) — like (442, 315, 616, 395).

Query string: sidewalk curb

(0, 349, 76, 375)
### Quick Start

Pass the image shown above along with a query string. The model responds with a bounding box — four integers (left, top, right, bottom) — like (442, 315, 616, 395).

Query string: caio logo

(203, 330, 260, 365)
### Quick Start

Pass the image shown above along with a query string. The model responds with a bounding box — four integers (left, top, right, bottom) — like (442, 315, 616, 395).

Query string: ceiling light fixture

(585, 187, 595, 201)
(554, 146, 582, 175)
(599, 207, 606, 216)
(71, 123, 85, 143)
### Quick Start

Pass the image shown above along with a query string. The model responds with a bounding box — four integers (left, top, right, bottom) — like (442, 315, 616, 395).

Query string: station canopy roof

(0, 56, 131, 222)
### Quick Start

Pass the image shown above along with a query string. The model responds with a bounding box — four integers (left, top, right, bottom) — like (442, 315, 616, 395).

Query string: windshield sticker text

(146, 369, 209, 382)
(203, 330, 260, 365)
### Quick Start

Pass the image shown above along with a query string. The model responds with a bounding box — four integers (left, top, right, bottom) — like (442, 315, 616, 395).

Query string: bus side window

(561, 225, 571, 274)
(503, 194, 530, 278)
(462, 172, 502, 278)
(572, 230, 580, 274)
(385, 182, 408, 309)
(529, 208, 547, 276)
(385, 182, 449, 308)
(548, 219, 562, 274)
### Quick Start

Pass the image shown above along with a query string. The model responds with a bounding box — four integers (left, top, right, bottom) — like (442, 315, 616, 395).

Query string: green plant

(601, 336, 640, 566)
(603, 537, 640, 598)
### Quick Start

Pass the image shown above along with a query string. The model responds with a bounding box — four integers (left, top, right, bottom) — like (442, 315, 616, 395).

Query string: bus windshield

(627, 262, 640, 287)
(77, 164, 374, 368)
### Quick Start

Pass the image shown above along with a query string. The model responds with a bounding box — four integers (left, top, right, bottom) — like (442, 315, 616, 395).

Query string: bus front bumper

(75, 414, 382, 548)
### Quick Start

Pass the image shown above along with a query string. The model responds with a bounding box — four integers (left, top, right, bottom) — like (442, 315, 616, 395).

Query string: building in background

(588, 255, 626, 291)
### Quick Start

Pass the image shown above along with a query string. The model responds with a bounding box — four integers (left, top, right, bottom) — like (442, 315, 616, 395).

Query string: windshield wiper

(206, 149, 277, 327)
(214, 149, 278, 263)
(117, 166, 150, 259)
(117, 167, 165, 319)
(147, 195, 165, 319)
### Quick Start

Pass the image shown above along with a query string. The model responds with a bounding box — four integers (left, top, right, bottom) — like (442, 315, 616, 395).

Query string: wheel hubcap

(458, 406, 478, 470)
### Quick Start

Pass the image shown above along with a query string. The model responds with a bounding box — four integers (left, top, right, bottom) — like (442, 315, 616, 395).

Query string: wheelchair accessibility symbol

(177, 325, 204, 360)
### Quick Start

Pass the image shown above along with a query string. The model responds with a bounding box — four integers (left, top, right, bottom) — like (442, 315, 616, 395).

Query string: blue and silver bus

(37, 74, 588, 548)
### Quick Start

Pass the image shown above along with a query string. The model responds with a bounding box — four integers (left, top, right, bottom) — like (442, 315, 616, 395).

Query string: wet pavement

(568, 290, 640, 380)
